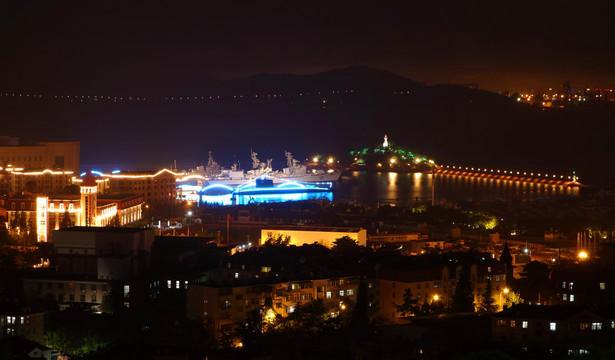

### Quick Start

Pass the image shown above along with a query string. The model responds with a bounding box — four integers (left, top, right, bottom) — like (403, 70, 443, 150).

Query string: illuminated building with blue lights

(180, 176, 333, 206)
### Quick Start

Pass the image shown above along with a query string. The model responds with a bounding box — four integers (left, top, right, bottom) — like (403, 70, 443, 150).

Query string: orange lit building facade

(74, 169, 182, 207)
(0, 138, 79, 173)
(1, 172, 144, 242)
(187, 276, 361, 339)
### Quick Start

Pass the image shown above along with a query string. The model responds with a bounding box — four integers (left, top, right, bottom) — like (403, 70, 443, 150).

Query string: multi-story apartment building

(471, 262, 508, 309)
(0, 137, 79, 173)
(0, 168, 74, 195)
(492, 304, 615, 356)
(551, 265, 615, 305)
(378, 267, 453, 323)
(102, 169, 181, 206)
(22, 227, 155, 310)
(0, 305, 45, 344)
(187, 275, 361, 339)
(377, 257, 507, 323)
(22, 276, 112, 310)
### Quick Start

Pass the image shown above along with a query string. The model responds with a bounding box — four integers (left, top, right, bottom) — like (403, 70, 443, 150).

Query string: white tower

(80, 169, 98, 226)
(383, 134, 389, 148)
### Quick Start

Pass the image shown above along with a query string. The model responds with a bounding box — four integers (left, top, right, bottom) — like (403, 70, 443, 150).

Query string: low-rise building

(260, 225, 367, 247)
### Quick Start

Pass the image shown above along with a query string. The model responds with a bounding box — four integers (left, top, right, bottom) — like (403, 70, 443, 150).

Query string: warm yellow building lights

(36, 197, 48, 242)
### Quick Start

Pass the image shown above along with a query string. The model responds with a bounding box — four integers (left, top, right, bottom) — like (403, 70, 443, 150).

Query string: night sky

(2, 1, 615, 93)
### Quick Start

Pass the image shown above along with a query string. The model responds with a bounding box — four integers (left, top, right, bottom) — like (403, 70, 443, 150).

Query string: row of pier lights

(436, 165, 579, 183)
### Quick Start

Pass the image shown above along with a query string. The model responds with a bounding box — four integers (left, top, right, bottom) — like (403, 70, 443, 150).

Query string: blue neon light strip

(277, 181, 307, 189)
(201, 184, 235, 193)
(80, 170, 104, 177)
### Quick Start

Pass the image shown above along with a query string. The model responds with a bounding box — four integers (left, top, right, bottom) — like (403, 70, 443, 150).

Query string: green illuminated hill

(349, 135, 435, 172)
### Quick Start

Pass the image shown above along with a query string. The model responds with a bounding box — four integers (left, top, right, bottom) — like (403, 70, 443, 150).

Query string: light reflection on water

(334, 171, 580, 205)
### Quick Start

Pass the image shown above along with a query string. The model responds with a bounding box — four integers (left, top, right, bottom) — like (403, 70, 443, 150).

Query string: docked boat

(184, 150, 341, 187)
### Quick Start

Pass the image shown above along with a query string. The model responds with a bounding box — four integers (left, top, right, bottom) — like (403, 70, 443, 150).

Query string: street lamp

(500, 288, 509, 309)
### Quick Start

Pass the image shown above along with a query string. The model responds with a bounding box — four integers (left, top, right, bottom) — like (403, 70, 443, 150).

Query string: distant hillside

(1, 66, 615, 186)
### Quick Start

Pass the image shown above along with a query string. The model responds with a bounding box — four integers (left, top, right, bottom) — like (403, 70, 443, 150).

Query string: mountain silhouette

(1, 66, 614, 186)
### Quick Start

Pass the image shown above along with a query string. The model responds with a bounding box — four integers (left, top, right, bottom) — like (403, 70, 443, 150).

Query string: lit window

(569, 282, 574, 290)
(570, 294, 575, 302)
(600, 282, 606, 290)
(522, 321, 528, 329)
(550, 322, 557, 331)
(167, 280, 172, 289)
(234, 272, 239, 279)
(579, 349, 589, 355)
(591, 322, 602, 330)
(496, 275, 500, 282)
(339, 290, 345, 297)
(69, 203, 73, 210)
(563, 294, 567, 301)
(288, 306, 295, 313)
(326, 291, 332, 299)
(347, 289, 355, 296)
(562, 281, 566, 288)
(510, 320, 516, 327)
(176, 281, 180, 289)
(60, 203, 64, 210)
(20, 317, 24, 324)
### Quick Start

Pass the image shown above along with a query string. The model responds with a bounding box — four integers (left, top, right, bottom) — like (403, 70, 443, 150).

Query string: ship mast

(251, 149, 260, 169)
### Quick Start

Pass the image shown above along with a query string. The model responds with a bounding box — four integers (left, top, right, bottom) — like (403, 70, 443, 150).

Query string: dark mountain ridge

(2, 66, 614, 187)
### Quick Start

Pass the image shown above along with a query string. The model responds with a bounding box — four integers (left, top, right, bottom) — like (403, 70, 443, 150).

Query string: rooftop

(262, 225, 364, 232)
(496, 304, 595, 320)
(98, 193, 141, 200)
(55, 226, 149, 233)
